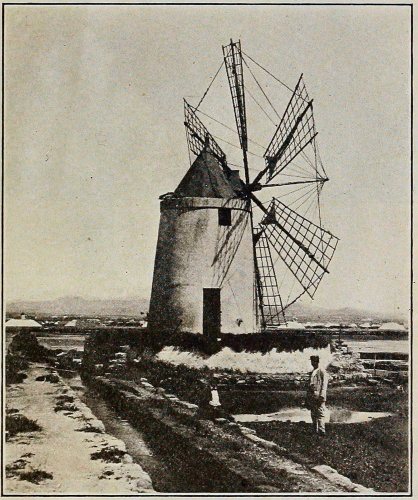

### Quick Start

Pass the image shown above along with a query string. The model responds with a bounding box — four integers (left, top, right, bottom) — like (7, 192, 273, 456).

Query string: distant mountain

(6, 295, 407, 324)
(285, 302, 407, 325)
(6, 296, 149, 318)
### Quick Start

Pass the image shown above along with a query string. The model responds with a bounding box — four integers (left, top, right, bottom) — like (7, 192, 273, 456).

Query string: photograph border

(1, 2, 413, 497)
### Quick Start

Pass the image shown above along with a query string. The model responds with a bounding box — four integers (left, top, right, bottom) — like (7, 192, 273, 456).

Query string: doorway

(203, 288, 221, 338)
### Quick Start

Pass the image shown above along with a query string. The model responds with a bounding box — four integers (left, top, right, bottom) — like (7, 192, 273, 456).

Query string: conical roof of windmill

(175, 146, 243, 198)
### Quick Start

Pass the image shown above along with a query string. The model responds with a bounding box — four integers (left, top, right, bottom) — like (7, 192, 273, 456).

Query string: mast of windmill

(223, 40, 266, 328)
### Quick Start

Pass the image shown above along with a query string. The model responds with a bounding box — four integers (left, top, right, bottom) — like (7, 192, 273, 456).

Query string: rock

(312, 464, 374, 492)
(327, 363, 341, 373)
(239, 425, 257, 435)
(118, 345, 131, 352)
(165, 395, 180, 402)
(35, 374, 59, 383)
(180, 402, 198, 410)
(214, 418, 229, 424)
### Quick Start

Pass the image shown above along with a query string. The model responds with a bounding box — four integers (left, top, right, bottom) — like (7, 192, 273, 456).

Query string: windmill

(148, 40, 338, 337)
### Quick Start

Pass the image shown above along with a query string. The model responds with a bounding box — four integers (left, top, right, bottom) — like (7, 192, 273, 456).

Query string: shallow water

(344, 339, 408, 354)
(234, 407, 393, 424)
(37, 335, 87, 351)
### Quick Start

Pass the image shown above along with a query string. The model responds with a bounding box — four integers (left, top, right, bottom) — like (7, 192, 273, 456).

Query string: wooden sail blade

(254, 227, 286, 328)
(260, 197, 339, 298)
(223, 40, 248, 153)
(251, 76, 316, 187)
(184, 99, 228, 170)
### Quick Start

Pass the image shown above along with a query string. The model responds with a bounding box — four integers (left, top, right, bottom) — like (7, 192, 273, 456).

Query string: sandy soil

(5, 364, 155, 494)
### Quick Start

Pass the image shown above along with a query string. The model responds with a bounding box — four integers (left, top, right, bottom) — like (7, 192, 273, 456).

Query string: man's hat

(310, 355, 320, 362)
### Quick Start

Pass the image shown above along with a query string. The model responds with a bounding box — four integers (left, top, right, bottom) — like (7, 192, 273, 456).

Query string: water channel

(64, 373, 212, 492)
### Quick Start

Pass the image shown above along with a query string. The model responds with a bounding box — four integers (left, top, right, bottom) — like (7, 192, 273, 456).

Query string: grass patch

(6, 458, 53, 484)
(6, 414, 41, 439)
(35, 374, 60, 383)
(6, 353, 29, 384)
(76, 423, 104, 433)
(6, 408, 20, 415)
(54, 395, 78, 413)
(91, 446, 126, 463)
(6, 459, 28, 477)
(19, 470, 53, 484)
(99, 470, 115, 479)
(248, 416, 408, 492)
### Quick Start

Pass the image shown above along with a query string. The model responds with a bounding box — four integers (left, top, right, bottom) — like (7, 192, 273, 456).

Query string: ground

(5, 364, 154, 494)
(243, 386, 409, 492)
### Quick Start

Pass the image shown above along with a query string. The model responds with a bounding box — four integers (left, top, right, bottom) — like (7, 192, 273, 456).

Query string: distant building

(325, 322, 340, 329)
(6, 314, 42, 328)
(304, 322, 326, 329)
(65, 319, 78, 327)
(378, 322, 406, 332)
(282, 321, 305, 330)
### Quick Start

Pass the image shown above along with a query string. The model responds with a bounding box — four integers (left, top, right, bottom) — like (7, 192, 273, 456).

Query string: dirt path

(5, 364, 155, 494)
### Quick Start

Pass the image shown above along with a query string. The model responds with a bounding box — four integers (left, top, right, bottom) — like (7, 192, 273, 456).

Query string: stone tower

(148, 146, 254, 337)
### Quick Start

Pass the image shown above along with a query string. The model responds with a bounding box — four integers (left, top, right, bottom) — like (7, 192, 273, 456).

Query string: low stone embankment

(84, 372, 373, 493)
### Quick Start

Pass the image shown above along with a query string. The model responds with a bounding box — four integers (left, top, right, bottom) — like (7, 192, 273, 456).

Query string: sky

(4, 4, 411, 316)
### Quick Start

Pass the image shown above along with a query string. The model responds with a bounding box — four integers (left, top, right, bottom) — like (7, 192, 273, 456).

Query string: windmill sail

(254, 75, 317, 186)
(223, 40, 248, 153)
(261, 198, 338, 298)
(254, 228, 286, 327)
(184, 99, 228, 170)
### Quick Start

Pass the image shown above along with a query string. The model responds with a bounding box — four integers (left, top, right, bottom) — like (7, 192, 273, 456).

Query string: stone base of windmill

(82, 330, 373, 398)
(153, 337, 370, 389)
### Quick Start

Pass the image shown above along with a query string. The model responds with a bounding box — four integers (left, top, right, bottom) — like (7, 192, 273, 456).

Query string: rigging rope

(245, 86, 278, 127)
(242, 56, 282, 121)
(278, 172, 317, 180)
(274, 182, 318, 199)
(299, 191, 319, 219)
(227, 279, 246, 332)
(185, 128, 193, 167)
(228, 161, 263, 173)
(195, 108, 265, 150)
(290, 184, 319, 211)
(195, 57, 226, 111)
(211, 133, 264, 158)
(242, 50, 309, 103)
(285, 162, 318, 179)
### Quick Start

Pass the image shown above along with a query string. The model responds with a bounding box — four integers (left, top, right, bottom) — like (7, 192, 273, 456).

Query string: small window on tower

(218, 208, 232, 226)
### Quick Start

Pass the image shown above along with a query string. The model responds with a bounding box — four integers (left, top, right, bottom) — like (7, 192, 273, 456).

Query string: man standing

(306, 355, 328, 435)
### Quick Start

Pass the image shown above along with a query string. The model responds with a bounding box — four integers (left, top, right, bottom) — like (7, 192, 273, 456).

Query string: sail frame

(258, 75, 317, 185)
(184, 99, 228, 171)
(261, 197, 339, 298)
